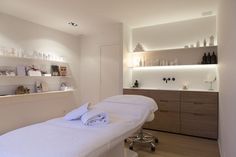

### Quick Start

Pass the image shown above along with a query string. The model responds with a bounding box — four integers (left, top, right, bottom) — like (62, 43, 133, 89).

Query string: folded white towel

(81, 109, 109, 126)
(64, 102, 90, 121)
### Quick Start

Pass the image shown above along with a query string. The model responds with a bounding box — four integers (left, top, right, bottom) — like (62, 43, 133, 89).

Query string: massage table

(0, 95, 158, 157)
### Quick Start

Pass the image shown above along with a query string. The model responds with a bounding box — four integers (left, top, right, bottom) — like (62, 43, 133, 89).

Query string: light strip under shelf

(132, 64, 218, 70)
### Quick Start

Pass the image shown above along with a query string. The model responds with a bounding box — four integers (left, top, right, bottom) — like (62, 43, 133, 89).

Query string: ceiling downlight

(67, 22, 78, 27)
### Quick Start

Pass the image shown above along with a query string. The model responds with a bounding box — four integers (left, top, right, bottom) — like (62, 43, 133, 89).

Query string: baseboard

(218, 140, 225, 157)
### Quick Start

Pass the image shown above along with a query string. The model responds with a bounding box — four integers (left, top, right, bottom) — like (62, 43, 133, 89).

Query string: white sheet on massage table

(0, 100, 154, 157)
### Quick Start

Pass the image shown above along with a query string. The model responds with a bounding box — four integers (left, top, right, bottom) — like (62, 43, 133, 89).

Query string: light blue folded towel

(64, 102, 90, 121)
(81, 109, 109, 126)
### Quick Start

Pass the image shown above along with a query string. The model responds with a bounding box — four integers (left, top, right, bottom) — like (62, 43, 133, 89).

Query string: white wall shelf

(0, 90, 74, 99)
(0, 54, 73, 96)
(0, 76, 72, 79)
(0, 55, 66, 64)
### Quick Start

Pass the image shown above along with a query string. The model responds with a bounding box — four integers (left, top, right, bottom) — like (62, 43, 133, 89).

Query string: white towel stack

(81, 109, 109, 126)
(64, 102, 109, 126)
(64, 102, 90, 121)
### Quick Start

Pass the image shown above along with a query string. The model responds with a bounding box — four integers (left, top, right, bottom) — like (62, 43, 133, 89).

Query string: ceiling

(0, 0, 219, 36)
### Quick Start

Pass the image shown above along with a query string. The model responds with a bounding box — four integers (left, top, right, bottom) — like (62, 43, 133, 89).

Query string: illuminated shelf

(0, 75, 72, 79)
(0, 55, 66, 64)
(0, 90, 75, 99)
(134, 46, 218, 54)
(131, 46, 218, 67)
(132, 64, 218, 70)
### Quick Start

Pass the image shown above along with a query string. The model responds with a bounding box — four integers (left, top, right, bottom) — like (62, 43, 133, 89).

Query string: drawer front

(181, 102, 218, 115)
(123, 89, 180, 102)
(123, 89, 181, 105)
(145, 110, 180, 133)
(159, 101, 180, 112)
(181, 113, 218, 139)
(123, 89, 150, 96)
(182, 91, 218, 104)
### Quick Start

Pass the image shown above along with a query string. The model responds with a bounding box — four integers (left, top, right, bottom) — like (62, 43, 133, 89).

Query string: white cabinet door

(100, 45, 122, 100)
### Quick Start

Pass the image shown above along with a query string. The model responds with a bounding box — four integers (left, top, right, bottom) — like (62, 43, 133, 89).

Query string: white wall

(123, 25, 133, 88)
(100, 45, 122, 100)
(218, 0, 236, 157)
(79, 23, 123, 104)
(0, 12, 81, 133)
(0, 12, 81, 104)
(0, 12, 124, 108)
(0, 12, 125, 133)
(132, 16, 216, 51)
(126, 17, 218, 91)
(132, 65, 218, 91)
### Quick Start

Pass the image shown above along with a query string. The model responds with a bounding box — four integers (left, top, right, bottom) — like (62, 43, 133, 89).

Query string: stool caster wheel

(155, 138, 159, 143)
(151, 146, 156, 152)
(129, 146, 133, 150)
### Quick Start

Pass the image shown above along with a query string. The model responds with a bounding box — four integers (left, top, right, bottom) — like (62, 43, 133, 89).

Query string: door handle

(193, 102, 204, 105)
(192, 113, 204, 116)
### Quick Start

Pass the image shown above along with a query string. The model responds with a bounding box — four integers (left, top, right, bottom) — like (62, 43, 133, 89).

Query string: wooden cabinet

(123, 89, 181, 133)
(180, 92, 218, 139)
(148, 90, 180, 133)
(123, 89, 150, 96)
(123, 89, 218, 139)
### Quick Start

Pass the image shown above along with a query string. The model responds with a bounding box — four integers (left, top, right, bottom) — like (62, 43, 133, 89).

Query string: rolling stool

(125, 112, 159, 151)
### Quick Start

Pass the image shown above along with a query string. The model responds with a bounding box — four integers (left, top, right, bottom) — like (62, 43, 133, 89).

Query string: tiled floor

(127, 130, 220, 157)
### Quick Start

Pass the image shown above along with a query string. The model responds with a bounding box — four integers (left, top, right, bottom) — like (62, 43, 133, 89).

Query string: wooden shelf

(123, 88, 219, 93)
(132, 46, 218, 66)
(134, 46, 218, 54)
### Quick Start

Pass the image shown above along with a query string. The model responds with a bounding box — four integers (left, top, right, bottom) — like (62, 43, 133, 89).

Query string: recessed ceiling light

(68, 22, 78, 27)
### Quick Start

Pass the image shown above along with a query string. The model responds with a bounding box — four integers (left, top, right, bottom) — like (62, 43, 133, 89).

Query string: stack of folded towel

(81, 109, 109, 126)
(64, 102, 109, 126)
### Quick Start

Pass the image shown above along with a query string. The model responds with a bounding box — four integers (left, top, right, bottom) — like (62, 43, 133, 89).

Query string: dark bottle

(133, 80, 139, 88)
(206, 52, 211, 64)
(211, 52, 217, 64)
(201, 53, 207, 64)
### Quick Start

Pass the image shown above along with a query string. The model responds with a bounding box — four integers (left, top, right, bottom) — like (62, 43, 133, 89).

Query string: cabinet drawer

(123, 89, 180, 102)
(181, 113, 218, 139)
(182, 91, 218, 104)
(144, 110, 180, 133)
(181, 102, 218, 115)
(159, 101, 180, 112)
(123, 89, 150, 96)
